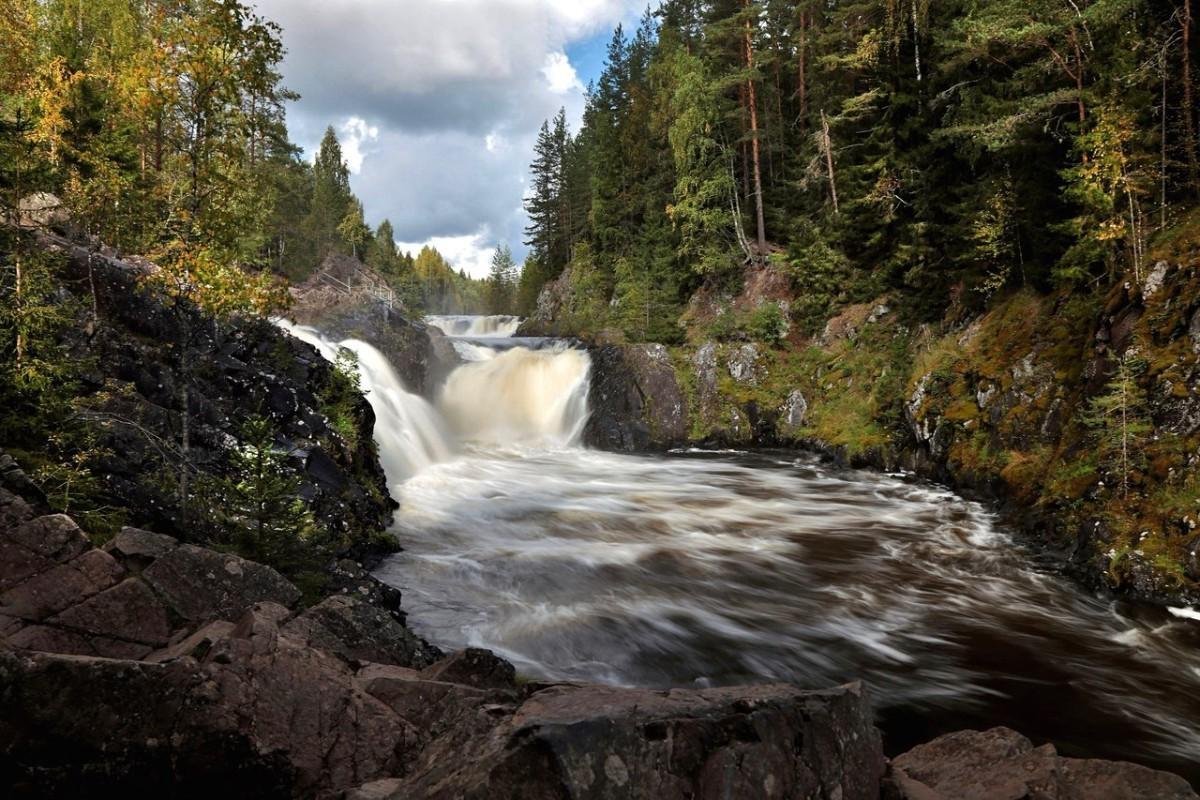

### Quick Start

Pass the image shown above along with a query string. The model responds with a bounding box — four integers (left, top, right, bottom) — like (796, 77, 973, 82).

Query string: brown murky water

(376, 448, 1200, 782)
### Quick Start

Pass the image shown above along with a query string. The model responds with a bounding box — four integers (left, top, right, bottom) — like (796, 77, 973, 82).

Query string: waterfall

(275, 320, 454, 488)
(275, 318, 591, 485)
(437, 344, 591, 447)
(425, 314, 522, 338)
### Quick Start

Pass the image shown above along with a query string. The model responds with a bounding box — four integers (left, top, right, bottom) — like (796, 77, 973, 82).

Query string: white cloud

(257, 0, 644, 263)
(485, 132, 508, 153)
(338, 116, 379, 174)
(541, 52, 583, 95)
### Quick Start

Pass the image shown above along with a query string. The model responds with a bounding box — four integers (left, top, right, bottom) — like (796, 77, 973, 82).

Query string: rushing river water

(283, 315, 1200, 783)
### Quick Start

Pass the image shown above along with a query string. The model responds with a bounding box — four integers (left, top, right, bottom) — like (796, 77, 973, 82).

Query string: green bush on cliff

(203, 416, 318, 584)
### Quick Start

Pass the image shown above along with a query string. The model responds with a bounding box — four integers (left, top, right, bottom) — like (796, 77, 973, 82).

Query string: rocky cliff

(287, 253, 460, 398)
(8, 233, 399, 593)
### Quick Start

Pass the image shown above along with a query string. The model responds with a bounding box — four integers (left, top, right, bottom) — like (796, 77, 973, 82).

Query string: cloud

(255, 0, 644, 277)
(542, 52, 584, 95)
(395, 230, 498, 279)
(338, 117, 379, 174)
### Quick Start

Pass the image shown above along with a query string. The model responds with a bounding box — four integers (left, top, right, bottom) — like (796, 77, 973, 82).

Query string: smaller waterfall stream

(276, 316, 590, 486)
(425, 314, 522, 338)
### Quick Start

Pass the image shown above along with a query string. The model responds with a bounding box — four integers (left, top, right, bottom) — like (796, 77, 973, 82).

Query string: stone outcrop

(885, 727, 1198, 800)
(288, 253, 452, 396)
(39, 232, 395, 549)
(366, 681, 883, 800)
(585, 344, 687, 450)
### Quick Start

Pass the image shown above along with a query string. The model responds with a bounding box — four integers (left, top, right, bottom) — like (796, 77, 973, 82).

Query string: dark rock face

(4, 487, 1198, 798)
(283, 594, 441, 669)
(585, 344, 687, 451)
(885, 727, 1198, 800)
(419, 646, 515, 689)
(41, 234, 395, 549)
(372, 681, 884, 800)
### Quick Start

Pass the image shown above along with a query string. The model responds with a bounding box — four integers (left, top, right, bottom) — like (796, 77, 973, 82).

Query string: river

(284, 315, 1200, 783)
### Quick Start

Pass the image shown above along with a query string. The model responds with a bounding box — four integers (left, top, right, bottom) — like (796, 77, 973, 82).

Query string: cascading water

(425, 314, 522, 338)
(281, 315, 1200, 783)
(438, 344, 590, 447)
(275, 317, 591, 475)
(275, 320, 454, 487)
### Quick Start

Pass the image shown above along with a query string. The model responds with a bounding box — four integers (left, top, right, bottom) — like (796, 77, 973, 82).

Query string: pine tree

(310, 125, 354, 258)
(486, 244, 517, 314)
(215, 415, 315, 569)
(1086, 351, 1151, 500)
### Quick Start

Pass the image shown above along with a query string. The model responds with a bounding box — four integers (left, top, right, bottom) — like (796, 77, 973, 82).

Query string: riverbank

(547, 239, 1200, 609)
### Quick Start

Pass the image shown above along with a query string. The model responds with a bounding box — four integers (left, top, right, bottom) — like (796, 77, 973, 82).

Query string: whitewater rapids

(425, 314, 521, 338)
(280, 315, 1200, 782)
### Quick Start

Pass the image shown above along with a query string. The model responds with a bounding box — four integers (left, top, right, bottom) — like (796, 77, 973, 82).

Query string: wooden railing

(309, 264, 401, 315)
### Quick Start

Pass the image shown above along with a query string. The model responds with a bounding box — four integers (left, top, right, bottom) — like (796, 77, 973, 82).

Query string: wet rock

(885, 727, 1198, 800)
(282, 595, 439, 669)
(726, 343, 760, 384)
(141, 544, 301, 623)
(420, 648, 516, 689)
(381, 681, 884, 800)
(325, 558, 405, 615)
(585, 344, 687, 450)
(778, 389, 809, 438)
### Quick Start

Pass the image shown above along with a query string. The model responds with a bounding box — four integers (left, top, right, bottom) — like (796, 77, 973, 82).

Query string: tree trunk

(797, 9, 809, 127)
(744, 1, 767, 255)
(179, 383, 190, 518)
(1184, 0, 1200, 192)
(14, 250, 24, 370)
(821, 109, 840, 214)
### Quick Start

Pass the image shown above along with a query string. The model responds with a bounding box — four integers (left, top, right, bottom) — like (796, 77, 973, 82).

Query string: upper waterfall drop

(437, 344, 591, 448)
(425, 314, 522, 338)
(276, 315, 591, 480)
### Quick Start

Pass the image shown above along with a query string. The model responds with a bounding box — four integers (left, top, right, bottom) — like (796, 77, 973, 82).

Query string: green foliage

(486, 244, 519, 314)
(743, 303, 787, 346)
(1084, 350, 1152, 499)
(321, 348, 365, 451)
(206, 415, 316, 575)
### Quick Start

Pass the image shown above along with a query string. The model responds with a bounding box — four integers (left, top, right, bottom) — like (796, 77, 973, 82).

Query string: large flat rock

(885, 727, 1199, 800)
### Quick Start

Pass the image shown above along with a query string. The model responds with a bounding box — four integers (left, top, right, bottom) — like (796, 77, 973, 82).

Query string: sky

(253, 0, 646, 278)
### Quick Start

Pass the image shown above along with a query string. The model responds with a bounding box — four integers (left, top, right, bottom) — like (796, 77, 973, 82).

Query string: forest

(0, 0, 494, 329)
(520, 0, 1200, 342)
